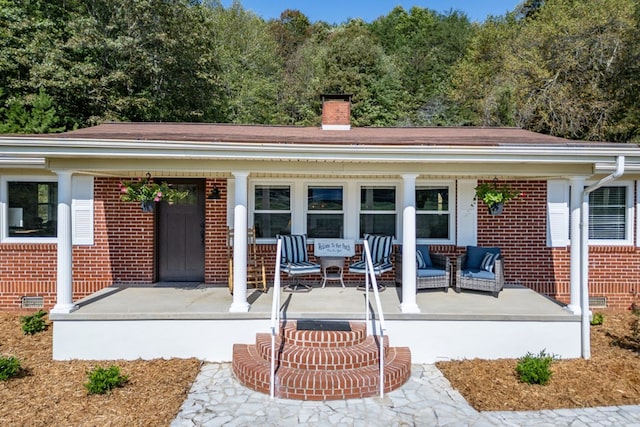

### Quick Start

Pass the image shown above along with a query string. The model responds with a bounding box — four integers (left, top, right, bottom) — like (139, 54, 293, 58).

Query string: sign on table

(313, 239, 355, 257)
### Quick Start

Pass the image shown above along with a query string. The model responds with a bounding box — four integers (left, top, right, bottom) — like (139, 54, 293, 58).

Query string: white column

(568, 177, 585, 314)
(400, 174, 420, 313)
(51, 170, 77, 314)
(230, 171, 250, 313)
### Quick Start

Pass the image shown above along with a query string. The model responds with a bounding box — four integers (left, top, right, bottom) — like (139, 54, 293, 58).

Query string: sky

(221, 1, 523, 24)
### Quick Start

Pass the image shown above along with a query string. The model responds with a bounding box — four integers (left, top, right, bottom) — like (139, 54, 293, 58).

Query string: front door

(157, 179, 205, 282)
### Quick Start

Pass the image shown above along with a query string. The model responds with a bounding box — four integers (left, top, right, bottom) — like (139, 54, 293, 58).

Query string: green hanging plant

(474, 180, 523, 209)
(119, 174, 189, 204)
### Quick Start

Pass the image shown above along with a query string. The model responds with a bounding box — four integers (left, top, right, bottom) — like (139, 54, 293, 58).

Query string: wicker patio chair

(395, 245, 451, 291)
(455, 246, 504, 297)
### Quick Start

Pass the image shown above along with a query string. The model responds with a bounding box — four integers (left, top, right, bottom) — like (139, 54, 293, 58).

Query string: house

(0, 96, 638, 365)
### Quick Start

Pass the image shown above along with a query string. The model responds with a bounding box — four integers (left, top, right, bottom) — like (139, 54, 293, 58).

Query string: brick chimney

(321, 94, 352, 130)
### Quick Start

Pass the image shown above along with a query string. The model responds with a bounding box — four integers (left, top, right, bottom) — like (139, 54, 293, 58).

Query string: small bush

(20, 310, 47, 335)
(516, 350, 555, 385)
(84, 365, 129, 395)
(591, 312, 604, 326)
(0, 356, 21, 381)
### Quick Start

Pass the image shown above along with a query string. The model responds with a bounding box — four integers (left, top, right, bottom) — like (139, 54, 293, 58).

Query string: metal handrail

(269, 238, 283, 399)
(362, 239, 387, 398)
(269, 238, 386, 398)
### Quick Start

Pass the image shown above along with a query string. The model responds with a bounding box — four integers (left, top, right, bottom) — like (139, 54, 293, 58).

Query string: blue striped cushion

(350, 259, 393, 275)
(281, 261, 321, 275)
(277, 234, 309, 264)
(364, 234, 392, 264)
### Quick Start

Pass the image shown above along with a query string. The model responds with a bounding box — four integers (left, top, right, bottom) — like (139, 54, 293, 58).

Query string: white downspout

(580, 156, 624, 359)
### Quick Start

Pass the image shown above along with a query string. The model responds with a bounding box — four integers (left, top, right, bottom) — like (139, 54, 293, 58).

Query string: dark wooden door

(157, 179, 205, 282)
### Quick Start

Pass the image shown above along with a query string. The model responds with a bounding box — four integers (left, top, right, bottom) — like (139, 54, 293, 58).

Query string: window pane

(417, 188, 448, 211)
(255, 186, 290, 210)
(589, 187, 625, 240)
(359, 214, 396, 237)
(308, 187, 343, 210)
(417, 214, 450, 239)
(307, 186, 343, 238)
(254, 213, 291, 238)
(360, 187, 395, 211)
(307, 214, 343, 238)
(8, 182, 57, 237)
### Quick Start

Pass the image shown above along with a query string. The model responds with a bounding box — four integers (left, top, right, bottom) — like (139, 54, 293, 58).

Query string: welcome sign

(313, 239, 355, 257)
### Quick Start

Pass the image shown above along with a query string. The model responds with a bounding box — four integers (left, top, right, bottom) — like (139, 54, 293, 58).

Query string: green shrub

(84, 365, 129, 395)
(516, 350, 555, 385)
(0, 355, 21, 381)
(591, 312, 604, 326)
(20, 310, 47, 335)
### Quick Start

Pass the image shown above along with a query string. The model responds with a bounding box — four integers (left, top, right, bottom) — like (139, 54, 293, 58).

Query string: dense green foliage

(0, 355, 21, 381)
(516, 350, 555, 385)
(0, 0, 638, 141)
(20, 310, 47, 335)
(84, 365, 129, 394)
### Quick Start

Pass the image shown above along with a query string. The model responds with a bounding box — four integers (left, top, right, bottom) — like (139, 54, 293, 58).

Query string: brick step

(255, 333, 388, 370)
(232, 344, 411, 401)
(280, 320, 367, 348)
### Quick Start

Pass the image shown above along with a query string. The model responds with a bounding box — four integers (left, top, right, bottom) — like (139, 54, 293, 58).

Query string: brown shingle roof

(51, 122, 619, 147)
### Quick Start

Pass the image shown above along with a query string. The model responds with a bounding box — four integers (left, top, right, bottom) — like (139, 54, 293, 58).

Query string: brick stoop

(232, 320, 411, 400)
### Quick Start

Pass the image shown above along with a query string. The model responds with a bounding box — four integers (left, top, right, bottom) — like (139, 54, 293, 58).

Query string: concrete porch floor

(55, 282, 575, 322)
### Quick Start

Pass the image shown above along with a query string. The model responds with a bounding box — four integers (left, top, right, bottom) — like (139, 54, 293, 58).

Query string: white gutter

(580, 156, 625, 359)
(0, 137, 638, 164)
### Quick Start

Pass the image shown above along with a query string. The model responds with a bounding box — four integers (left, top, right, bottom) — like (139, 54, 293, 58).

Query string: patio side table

(319, 256, 346, 288)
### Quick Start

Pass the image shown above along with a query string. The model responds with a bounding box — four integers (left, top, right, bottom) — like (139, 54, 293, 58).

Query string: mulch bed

(2, 309, 640, 424)
(437, 310, 640, 411)
(0, 312, 201, 426)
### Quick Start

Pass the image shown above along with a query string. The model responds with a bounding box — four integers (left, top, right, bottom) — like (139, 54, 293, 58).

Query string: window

(253, 185, 291, 238)
(8, 181, 57, 237)
(359, 186, 396, 237)
(307, 186, 343, 238)
(589, 186, 626, 240)
(416, 186, 450, 239)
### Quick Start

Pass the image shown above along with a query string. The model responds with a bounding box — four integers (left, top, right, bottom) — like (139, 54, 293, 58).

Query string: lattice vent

(21, 296, 44, 309)
(589, 296, 607, 308)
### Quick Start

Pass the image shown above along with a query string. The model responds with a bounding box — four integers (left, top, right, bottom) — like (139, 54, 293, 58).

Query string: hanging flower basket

(474, 180, 523, 215)
(488, 202, 504, 215)
(119, 174, 189, 212)
(141, 201, 155, 213)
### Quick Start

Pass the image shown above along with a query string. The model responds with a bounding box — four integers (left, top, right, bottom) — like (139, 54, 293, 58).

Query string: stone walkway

(171, 363, 640, 427)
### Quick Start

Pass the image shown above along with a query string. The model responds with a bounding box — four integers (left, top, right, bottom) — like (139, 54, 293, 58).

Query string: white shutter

(72, 175, 94, 245)
(457, 179, 477, 246)
(547, 180, 569, 247)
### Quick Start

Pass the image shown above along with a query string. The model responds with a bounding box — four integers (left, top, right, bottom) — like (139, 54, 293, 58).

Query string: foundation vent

(589, 296, 607, 308)
(21, 296, 44, 309)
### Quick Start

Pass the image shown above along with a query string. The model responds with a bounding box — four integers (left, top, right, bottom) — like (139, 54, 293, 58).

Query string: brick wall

(1, 178, 638, 310)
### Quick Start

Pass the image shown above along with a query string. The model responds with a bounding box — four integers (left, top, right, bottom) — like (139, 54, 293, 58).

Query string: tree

(320, 20, 405, 126)
(207, 1, 286, 124)
(0, 89, 64, 134)
(371, 6, 474, 125)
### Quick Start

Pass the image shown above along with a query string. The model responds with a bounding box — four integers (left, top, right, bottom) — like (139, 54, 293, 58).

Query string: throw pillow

(416, 250, 427, 269)
(481, 252, 497, 272)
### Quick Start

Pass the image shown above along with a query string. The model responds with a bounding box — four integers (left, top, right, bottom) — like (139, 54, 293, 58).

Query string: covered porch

(50, 283, 581, 363)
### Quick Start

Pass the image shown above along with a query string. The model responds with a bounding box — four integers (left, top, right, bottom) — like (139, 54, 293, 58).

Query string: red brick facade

(1, 178, 637, 310)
